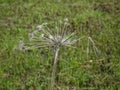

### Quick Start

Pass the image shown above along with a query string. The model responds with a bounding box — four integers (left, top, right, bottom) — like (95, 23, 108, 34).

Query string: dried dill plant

(16, 18, 100, 90)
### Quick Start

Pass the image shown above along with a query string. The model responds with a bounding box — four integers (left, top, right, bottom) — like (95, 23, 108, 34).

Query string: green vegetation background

(0, 0, 120, 90)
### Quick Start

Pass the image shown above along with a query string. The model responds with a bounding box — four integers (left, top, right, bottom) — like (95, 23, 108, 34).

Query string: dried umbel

(26, 21, 81, 49)
(16, 19, 100, 90)
(17, 19, 81, 90)
(26, 19, 82, 90)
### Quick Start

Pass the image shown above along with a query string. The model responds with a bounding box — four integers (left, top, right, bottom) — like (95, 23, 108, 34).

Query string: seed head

(20, 19, 83, 50)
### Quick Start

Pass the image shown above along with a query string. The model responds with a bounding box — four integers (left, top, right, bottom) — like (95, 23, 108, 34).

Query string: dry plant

(15, 18, 100, 90)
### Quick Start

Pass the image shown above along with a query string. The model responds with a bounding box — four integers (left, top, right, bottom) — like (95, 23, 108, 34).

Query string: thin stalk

(87, 37, 89, 61)
(51, 47, 59, 90)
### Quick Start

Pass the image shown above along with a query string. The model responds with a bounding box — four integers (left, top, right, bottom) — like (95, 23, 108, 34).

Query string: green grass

(0, 0, 120, 90)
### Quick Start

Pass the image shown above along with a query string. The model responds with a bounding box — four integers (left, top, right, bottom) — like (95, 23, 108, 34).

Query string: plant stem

(51, 47, 59, 90)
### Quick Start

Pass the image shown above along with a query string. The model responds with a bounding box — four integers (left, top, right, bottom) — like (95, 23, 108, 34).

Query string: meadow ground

(0, 0, 120, 90)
